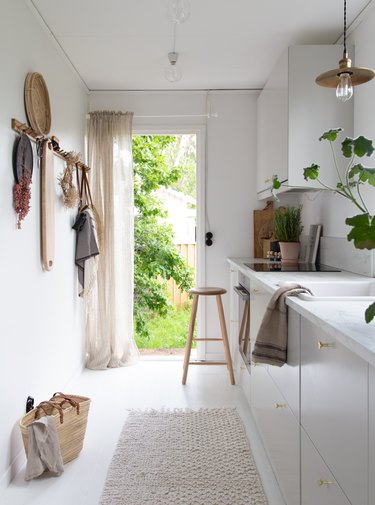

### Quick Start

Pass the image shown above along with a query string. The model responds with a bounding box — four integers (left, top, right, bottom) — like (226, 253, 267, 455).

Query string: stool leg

(216, 294, 235, 385)
(182, 294, 199, 385)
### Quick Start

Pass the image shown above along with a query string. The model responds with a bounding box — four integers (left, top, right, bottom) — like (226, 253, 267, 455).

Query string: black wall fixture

(205, 232, 213, 246)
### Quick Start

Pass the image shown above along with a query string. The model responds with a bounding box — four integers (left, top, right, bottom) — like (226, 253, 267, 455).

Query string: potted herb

(273, 205, 303, 263)
(272, 128, 375, 322)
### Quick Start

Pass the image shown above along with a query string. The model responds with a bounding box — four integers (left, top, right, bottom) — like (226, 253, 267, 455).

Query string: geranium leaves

(319, 128, 343, 142)
(345, 214, 375, 250)
(272, 175, 282, 190)
(348, 164, 375, 187)
(319, 129, 375, 158)
(341, 136, 375, 158)
(365, 302, 375, 324)
(303, 164, 319, 181)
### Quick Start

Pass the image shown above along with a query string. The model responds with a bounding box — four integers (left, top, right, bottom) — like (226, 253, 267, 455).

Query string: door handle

(317, 341, 334, 350)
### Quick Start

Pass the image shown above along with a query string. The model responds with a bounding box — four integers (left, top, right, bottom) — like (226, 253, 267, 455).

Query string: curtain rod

(86, 113, 218, 119)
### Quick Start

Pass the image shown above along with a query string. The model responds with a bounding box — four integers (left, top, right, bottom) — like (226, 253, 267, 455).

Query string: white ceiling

(30, 0, 373, 91)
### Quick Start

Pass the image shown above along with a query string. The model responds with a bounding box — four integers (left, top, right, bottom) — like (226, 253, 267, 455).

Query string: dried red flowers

(13, 171, 32, 229)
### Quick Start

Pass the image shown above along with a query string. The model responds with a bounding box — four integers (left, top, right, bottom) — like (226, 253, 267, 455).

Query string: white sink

(297, 280, 375, 301)
(279, 280, 375, 301)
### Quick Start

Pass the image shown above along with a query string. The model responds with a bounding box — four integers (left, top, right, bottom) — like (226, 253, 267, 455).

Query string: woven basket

(19, 393, 91, 464)
(24, 72, 51, 135)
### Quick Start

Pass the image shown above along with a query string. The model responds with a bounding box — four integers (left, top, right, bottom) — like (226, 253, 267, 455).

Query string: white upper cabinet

(257, 45, 354, 198)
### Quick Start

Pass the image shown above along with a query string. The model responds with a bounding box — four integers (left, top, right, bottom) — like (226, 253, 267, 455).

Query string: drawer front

(301, 318, 368, 505)
(268, 308, 300, 418)
(251, 364, 300, 505)
(301, 429, 351, 505)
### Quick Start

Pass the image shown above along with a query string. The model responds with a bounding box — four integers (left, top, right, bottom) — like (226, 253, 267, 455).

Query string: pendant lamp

(315, 0, 375, 101)
(165, 52, 182, 82)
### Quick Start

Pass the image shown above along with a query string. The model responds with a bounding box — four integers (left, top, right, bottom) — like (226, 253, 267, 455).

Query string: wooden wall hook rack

(11, 118, 91, 172)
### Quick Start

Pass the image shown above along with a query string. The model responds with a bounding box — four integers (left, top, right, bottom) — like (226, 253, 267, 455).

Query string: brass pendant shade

(315, 0, 375, 94)
(316, 54, 375, 88)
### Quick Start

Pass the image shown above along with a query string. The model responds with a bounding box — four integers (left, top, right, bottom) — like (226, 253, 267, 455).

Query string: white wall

(0, 0, 87, 490)
(89, 90, 260, 356)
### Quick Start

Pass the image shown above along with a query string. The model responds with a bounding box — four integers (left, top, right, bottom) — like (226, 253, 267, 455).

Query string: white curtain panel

(86, 111, 139, 369)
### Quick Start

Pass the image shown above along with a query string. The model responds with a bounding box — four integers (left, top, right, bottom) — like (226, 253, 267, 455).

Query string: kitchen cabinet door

(268, 308, 300, 419)
(370, 365, 375, 505)
(287, 45, 353, 189)
(257, 88, 288, 194)
(301, 318, 368, 505)
(237, 354, 252, 406)
(301, 429, 351, 505)
(256, 45, 353, 200)
(251, 364, 300, 505)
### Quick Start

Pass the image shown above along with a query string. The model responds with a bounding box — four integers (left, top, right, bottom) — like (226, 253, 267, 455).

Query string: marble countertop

(227, 257, 375, 366)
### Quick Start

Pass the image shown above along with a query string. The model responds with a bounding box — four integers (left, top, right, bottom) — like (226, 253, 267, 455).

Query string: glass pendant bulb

(165, 52, 182, 82)
(167, 0, 190, 24)
(336, 72, 353, 102)
(165, 63, 182, 83)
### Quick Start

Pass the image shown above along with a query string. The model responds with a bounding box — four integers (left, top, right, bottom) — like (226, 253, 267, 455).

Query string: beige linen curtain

(86, 111, 139, 369)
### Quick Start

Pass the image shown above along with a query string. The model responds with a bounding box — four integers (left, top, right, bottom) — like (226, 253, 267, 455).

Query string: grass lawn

(135, 304, 195, 349)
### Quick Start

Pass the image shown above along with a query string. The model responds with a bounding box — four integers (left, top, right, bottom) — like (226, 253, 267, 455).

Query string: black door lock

(205, 232, 213, 246)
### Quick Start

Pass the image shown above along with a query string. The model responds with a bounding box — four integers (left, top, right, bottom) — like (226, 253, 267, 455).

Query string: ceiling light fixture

(167, 0, 190, 24)
(165, 51, 182, 82)
(164, 7, 188, 84)
(315, 0, 375, 102)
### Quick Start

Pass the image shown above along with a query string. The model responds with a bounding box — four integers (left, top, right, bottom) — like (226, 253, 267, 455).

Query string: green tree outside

(132, 135, 195, 347)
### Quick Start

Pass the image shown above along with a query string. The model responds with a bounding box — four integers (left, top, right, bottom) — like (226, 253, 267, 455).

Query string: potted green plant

(272, 128, 375, 322)
(273, 205, 303, 263)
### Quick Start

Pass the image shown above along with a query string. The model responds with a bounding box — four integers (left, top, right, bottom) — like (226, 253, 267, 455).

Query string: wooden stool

(182, 287, 235, 385)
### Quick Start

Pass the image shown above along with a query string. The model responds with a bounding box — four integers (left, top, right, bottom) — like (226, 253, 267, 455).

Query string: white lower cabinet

(301, 429, 351, 505)
(268, 309, 300, 418)
(251, 364, 300, 505)
(301, 318, 368, 505)
(237, 354, 252, 406)
(369, 365, 375, 505)
(247, 307, 371, 505)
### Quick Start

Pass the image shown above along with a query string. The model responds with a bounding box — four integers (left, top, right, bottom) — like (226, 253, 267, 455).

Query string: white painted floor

(2, 359, 285, 505)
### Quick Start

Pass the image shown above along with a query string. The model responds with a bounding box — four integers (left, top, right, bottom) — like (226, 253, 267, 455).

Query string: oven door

(233, 274, 251, 369)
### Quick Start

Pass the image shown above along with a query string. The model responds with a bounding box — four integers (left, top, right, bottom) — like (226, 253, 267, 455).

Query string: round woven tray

(24, 72, 51, 135)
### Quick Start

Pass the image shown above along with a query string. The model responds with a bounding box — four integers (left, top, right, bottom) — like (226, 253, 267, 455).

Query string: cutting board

(253, 201, 275, 258)
(41, 139, 55, 271)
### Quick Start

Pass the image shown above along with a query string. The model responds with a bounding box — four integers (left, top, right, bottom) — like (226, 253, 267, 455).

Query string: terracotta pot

(279, 241, 300, 263)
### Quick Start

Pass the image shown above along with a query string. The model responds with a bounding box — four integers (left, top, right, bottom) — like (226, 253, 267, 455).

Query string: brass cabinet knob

(317, 340, 334, 350)
(318, 479, 333, 486)
(252, 288, 260, 294)
(275, 403, 287, 409)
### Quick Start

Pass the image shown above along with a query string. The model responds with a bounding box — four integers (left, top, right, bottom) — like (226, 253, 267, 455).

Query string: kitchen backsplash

(319, 236, 375, 277)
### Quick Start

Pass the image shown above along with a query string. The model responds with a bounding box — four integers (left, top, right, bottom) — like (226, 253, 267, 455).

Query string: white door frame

(133, 125, 206, 358)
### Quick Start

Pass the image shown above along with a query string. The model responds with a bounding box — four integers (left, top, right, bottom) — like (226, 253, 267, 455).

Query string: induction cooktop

(244, 262, 341, 272)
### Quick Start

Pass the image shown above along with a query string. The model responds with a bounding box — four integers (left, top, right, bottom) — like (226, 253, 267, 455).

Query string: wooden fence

(167, 243, 196, 308)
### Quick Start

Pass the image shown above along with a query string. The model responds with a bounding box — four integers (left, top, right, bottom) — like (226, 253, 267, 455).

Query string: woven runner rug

(100, 408, 268, 505)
